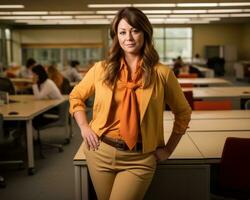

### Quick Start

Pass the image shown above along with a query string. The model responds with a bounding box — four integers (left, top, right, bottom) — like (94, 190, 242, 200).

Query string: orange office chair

(211, 137, 250, 199)
(183, 90, 194, 110)
(193, 100, 232, 110)
(180, 83, 194, 88)
(178, 73, 198, 78)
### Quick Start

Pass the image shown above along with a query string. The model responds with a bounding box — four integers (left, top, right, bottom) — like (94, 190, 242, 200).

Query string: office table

(183, 86, 250, 109)
(178, 78, 231, 86)
(73, 110, 250, 200)
(164, 110, 250, 121)
(10, 78, 32, 93)
(1, 95, 67, 175)
(192, 65, 215, 78)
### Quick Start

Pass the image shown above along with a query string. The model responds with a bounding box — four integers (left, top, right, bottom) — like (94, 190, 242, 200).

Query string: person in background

(47, 65, 72, 95)
(62, 60, 82, 82)
(192, 53, 206, 65)
(31, 64, 62, 100)
(173, 55, 203, 78)
(69, 7, 191, 200)
(19, 58, 36, 78)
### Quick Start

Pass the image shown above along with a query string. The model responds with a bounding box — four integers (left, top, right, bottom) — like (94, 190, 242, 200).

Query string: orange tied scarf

(119, 60, 142, 150)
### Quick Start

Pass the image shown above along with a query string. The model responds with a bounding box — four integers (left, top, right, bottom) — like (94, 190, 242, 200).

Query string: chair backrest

(219, 137, 250, 197)
(60, 77, 72, 95)
(178, 73, 198, 78)
(0, 113, 14, 145)
(42, 101, 69, 128)
(183, 90, 194, 109)
(193, 100, 232, 110)
(0, 77, 16, 95)
(180, 83, 194, 88)
(244, 99, 250, 110)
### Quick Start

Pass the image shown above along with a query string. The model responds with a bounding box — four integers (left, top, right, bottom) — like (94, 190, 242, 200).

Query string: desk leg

(26, 119, 35, 175)
(75, 166, 82, 200)
(75, 165, 89, 200)
(81, 166, 89, 200)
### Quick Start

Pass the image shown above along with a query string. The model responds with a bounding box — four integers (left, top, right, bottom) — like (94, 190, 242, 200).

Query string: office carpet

(0, 120, 82, 200)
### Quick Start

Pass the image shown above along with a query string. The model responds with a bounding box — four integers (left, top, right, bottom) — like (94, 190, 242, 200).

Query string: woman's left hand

(154, 147, 171, 162)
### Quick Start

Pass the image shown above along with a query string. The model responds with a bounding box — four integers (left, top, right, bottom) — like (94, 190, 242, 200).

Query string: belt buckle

(116, 142, 126, 151)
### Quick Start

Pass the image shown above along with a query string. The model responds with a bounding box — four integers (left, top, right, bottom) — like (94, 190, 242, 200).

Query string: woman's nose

(126, 32, 133, 40)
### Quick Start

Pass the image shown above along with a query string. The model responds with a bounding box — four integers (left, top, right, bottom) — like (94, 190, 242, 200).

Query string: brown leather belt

(102, 135, 142, 152)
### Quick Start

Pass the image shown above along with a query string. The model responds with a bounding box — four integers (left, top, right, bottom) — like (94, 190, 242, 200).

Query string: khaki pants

(83, 142, 156, 200)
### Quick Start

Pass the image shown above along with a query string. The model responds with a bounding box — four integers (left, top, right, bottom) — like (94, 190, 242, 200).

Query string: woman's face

(117, 19, 144, 56)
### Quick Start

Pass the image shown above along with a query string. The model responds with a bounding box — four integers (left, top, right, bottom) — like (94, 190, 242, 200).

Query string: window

(22, 47, 104, 70)
(153, 27, 192, 63)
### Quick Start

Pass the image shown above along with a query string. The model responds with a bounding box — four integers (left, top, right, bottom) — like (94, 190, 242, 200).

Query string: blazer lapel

(140, 72, 156, 123)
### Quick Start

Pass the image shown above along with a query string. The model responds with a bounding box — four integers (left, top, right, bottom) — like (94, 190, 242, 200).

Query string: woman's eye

(132, 29, 139, 33)
(119, 31, 126, 35)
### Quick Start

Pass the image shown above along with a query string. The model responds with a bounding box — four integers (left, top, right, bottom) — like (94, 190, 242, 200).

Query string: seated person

(31, 64, 62, 100)
(62, 60, 82, 82)
(174, 63, 203, 78)
(192, 53, 206, 65)
(19, 58, 36, 78)
(31, 64, 63, 129)
(47, 65, 72, 94)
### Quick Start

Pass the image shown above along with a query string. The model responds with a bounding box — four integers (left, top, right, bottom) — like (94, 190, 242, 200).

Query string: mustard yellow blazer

(69, 61, 192, 153)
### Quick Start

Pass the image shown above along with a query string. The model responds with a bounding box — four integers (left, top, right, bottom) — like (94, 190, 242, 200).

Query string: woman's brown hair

(47, 65, 63, 90)
(103, 7, 159, 88)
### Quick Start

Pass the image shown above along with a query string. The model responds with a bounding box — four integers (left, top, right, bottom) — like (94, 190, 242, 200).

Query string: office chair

(211, 137, 250, 200)
(0, 114, 24, 188)
(193, 100, 232, 110)
(180, 83, 194, 88)
(183, 90, 194, 110)
(0, 77, 16, 95)
(33, 101, 70, 158)
(178, 73, 198, 78)
(244, 99, 250, 110)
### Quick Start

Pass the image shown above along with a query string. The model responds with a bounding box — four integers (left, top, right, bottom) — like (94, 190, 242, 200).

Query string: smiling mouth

(126, 44, 136, 47)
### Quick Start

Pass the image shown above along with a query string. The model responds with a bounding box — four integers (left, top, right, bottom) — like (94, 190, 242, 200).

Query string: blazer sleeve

(164, 70, 192, 134)
(69, 64, 96, 116)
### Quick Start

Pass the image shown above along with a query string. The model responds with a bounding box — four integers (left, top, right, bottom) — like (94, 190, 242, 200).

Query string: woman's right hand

(80, 125, 100, 151)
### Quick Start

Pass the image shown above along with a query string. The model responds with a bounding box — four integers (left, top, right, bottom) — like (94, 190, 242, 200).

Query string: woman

(32, 64, 63, 131)
(32, 64, 62, 99)
(47, 65, 72, 94)
(69, 7, 191, 200)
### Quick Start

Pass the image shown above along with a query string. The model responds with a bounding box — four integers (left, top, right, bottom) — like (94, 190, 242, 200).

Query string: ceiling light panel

(12, 11, 48, 15)
(142, 10, 172, 14)
(133, 4, 175, 7)
(0, 5, 24, 8)
(219, 2, 250, 6)
(173, 10, 207, 14)
(41, 16, 73, 19)
(0, 16, 41, 19)
(88, 4, 131, 8)
(177, 3, 218, 7)
(208, 9, 243, 13)
(75, 15, 105, 19)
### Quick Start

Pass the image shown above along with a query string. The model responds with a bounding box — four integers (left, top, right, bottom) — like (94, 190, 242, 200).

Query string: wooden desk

(1, 95, 67, 175)
(192, 65, 215, 78)
(190, 86, 250, 99)
(73, 135, 207, 200)
(73, 111, 250, 200)
(164, 110, 250, 120)
(10, 78, 32, 93)
(189, 131, 250, 159)
(178, 78, 231, 87)
(183, 86, 250, 109)
(189, 110, 250, 119)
